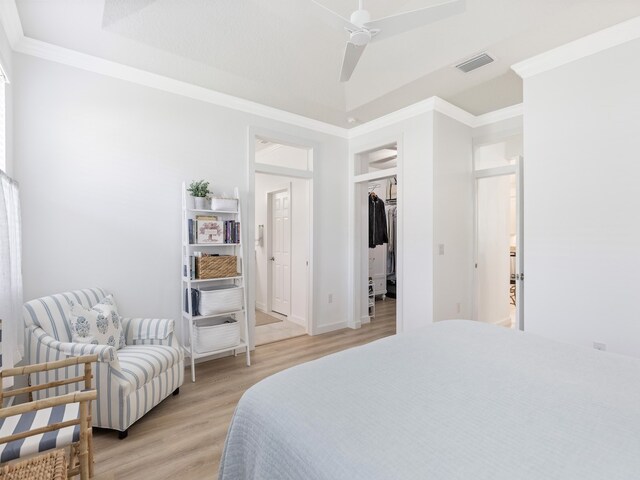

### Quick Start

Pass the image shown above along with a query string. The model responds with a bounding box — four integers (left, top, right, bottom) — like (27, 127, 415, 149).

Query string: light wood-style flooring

(92, 299, 396, 479)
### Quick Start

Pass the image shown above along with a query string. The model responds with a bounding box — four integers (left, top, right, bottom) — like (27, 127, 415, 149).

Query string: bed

(219, 320, 640, 479)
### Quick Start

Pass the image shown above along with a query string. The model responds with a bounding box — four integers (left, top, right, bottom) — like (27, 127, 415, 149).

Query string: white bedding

(219, 320, 640, 479)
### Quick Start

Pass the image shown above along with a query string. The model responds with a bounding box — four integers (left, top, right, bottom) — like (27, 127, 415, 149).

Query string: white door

(474, 163, 524, 330)
(270, 189, 291, 316)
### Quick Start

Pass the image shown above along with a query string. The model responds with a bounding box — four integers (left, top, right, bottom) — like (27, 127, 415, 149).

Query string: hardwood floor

(92, 300, 396, 479)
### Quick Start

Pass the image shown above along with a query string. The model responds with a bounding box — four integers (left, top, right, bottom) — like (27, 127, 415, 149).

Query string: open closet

(368, 174, 397, 322)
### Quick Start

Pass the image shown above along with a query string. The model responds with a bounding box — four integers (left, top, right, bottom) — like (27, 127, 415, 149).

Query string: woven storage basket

(0, 449, 67, 480)
(200, 285, 244, 316)
(196, 255, 238, 279)
(194, 317, 240, 353)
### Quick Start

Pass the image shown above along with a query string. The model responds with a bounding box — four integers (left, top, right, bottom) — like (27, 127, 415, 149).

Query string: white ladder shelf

(181, 184, 251, 382)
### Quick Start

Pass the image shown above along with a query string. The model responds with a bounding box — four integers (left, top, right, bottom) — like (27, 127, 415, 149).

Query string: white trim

(348, 98, 522, 138)
(254, 163, 314, 179)
(348, 98, 436, 138)
(474, 165, 517, 179)
(433, 97, 477, 127)
(0, 0, 521, 138)
(0, 0, 23, 50)
(348, 97, 480, 138)
(313, 320, 348, 335)
(512, 15, 640, 78)
(255, 301, 267, 312)
(474, 103, 523, 127)
(10, 35, 348, 138)
(288, 314, 306, 328)
(353, 168, 399, 184)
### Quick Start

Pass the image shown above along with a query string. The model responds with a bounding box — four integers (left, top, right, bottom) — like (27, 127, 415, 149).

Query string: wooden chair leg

(79, 402, 90, 480)
(88, 427, 94, 478)
(69, 443, 78, 477)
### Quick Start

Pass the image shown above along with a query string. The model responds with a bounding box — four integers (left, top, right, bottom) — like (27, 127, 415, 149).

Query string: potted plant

(188, 180, 211, 209)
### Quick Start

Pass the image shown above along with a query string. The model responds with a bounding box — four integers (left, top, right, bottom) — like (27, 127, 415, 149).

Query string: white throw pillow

(68, 294, 126, 349)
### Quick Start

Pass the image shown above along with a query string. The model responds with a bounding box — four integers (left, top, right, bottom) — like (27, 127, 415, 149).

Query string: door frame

(266, 183, 292, 317)
(472, 156, 524, 330)
(348, 135, 403, 333)
(248, 127, 315, 349)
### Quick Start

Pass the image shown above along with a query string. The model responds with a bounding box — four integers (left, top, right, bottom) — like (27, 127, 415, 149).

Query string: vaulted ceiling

(15, 0, 640, 127)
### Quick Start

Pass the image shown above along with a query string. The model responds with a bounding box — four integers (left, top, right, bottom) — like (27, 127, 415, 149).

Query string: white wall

(524, 37, 640, 356)
(13, 53, 348, 343)
(350, 112, 434, 332)
(432, 112, 473, 322)
(0, 20, 13, 176)
(254, 172, 309, 328)
(350, 110, 473, 331)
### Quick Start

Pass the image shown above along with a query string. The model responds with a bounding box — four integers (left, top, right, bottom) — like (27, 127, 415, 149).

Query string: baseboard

(289, 314, 306, 328)
(360, 315, 371, 325)
(490, 316, 512, 327)
(312, 321, 347, 335)
(255, 302, 266, 312)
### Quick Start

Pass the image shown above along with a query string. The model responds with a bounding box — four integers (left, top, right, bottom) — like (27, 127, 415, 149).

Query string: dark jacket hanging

(369, 194, 388, 248)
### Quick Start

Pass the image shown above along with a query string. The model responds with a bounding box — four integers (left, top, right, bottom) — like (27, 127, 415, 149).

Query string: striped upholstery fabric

(24, 288, 184, 433)
(0, 403, 80, 462)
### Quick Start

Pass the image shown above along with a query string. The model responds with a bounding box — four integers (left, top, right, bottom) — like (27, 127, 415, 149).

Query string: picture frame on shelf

(198, 219, 224, 244)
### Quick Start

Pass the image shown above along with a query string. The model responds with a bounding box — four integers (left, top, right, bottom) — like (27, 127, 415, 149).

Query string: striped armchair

(23, 288, 184, 438)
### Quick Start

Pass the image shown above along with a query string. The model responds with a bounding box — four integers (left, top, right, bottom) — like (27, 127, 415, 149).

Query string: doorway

(473, 135, 523, 330)
(351, 141, 401, 334)
(253, 139, 312, 345)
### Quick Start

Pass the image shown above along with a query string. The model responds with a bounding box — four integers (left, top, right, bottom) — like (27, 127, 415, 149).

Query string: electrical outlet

(328, 293, 333, 304)
(456, 302, 462, 314)
(593, 342, 606, 351)
(438, 244, 445, 255)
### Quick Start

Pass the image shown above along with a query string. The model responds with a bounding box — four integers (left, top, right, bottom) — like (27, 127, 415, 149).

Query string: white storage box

(194, 317, 240, 353)
(199, 285, 243, 316)
(211, 197, 238, 211)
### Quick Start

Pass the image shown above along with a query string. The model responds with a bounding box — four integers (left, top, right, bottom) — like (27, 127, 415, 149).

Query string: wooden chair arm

(1, 354, 98, 378)
(0, 390, 97, 420)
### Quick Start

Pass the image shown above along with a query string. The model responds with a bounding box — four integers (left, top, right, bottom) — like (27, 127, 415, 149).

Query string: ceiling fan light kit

(311, 0, 466, 82)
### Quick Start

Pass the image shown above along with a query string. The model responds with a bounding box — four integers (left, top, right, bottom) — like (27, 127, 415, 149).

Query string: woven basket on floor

(196, 255, 238, 279)
(0, 449, 67, 480)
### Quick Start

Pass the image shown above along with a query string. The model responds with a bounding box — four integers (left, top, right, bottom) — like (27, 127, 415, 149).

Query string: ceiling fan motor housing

(350, 29, 371, 46)
(350, 9, 371, 27)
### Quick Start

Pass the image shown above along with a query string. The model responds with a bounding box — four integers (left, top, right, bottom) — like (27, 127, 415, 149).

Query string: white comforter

(219, 320, 640, 479)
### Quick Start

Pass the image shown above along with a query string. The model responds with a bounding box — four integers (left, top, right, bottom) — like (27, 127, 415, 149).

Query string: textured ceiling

(15, 0, 640, 126)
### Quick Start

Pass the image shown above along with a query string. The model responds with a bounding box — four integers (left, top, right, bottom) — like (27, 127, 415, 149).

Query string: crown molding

(14, 36, 351, 138)
(474, 103, 523, 127)
(348, 97, 437, 138)
(0, 0, 23, 50)
(433, 97, 477, 127)
(512, 15, 640, 79)
(1, 0, 520, 140)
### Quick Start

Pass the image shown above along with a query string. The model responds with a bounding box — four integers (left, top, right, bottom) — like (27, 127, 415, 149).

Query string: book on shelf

(197, 219, 224, 244)
(187, 216, 240, 245)
(223, 221, 240, 244)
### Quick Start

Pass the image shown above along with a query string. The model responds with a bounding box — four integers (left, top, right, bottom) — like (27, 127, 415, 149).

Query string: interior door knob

(270, 256, 275, 261)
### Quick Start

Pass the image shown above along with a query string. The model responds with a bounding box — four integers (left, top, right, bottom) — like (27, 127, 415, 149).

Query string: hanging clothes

(368, 193, 388, 248)
(387, 205, 397, 274)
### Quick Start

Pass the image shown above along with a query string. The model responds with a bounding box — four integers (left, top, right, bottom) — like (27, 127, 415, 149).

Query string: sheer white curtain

(0, 170, 23, 386)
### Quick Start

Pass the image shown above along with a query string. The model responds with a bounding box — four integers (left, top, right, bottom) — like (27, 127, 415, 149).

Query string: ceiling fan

(311, 0, 466, 82)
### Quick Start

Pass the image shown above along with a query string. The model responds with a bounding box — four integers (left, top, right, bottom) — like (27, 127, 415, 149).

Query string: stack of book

(224, 220, 240, 244)
(186, 215, 240, 244)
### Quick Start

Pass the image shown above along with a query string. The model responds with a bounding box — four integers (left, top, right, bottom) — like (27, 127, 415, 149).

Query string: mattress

(219, 320, 640, 480)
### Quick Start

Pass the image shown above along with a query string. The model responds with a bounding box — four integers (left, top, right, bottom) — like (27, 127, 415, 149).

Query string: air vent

(455, 53, 494, 73)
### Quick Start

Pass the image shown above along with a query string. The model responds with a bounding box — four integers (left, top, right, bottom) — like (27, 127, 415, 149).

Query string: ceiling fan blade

(366, 0, 465, 42)
(310, 0, 359, 33)
(340, 42, 367, 82)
